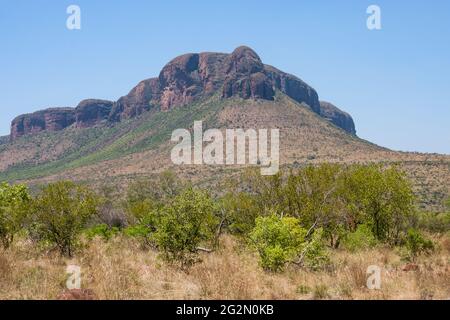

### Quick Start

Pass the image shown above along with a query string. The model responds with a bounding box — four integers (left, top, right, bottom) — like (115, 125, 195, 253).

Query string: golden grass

(0, 235, 449, 300)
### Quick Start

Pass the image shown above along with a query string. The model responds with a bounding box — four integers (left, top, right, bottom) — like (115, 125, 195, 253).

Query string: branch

(196, 247, 213, 253)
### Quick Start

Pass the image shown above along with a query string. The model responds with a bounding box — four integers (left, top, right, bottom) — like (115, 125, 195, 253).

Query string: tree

(125, 170, 184, 222)
(342, 165, 416, 244)
(405, 228, 434, 261)
(249, 213, 306, 271)
(0, 182, 31, 248)
(30, 181, 99, 257)
(153, 187, 219, 266)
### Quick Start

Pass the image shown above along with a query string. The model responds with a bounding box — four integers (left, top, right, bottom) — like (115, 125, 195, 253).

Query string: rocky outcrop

(264, 65, 321, 114)
(10, 100, 114, 140)
(75, 99, 113, 128)
(9, 46, 358, 140)
(10, 108, 75, 141)
(111, 46, 320, 118)
(222, 47, 275, 100)
(319, 101, 356, 135)
(109, 78, 161, 121)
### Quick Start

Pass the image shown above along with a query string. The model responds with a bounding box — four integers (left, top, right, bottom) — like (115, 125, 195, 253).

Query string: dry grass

(0, 235, 449, 300)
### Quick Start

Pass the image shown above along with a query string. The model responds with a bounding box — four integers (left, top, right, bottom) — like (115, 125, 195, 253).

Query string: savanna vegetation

(0, 164, 449, 299)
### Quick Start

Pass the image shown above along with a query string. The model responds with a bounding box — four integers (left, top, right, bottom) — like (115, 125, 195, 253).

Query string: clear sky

(1, 0, 449, 154)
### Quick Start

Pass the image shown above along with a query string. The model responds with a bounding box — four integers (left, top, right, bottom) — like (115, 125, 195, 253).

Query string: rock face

(9, 46, 357, 140)
(11, 108, 75, 141)
(319, 101, 356, 135)
(109, 78, 161, 121)
(75, 99, 113, 128)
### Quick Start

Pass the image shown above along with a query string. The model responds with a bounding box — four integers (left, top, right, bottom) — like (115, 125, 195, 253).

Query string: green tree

(342, 165, 416, 244)
(125, 170, 184, 222)
(30, 181, 99, 257)
(153, 187, 218, 265)
(249, 213, 306, 271)
(342, 223, 378, 252)
(0, 183, 31, 248)
(405, 228, 434, 260)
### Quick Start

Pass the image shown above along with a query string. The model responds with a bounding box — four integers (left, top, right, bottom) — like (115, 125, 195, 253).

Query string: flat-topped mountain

(9, 46, 355, 141)
(1, 46, 448, 211)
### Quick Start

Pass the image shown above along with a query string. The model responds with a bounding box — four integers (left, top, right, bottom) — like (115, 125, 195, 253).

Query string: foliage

(84, 224, 119, 241)
(302, 228, 330, 270)
(417, 212, 450, 233)
(220, 191, 260, 236)
(404, 228, 434, 260)
(125, 171, 184, 222)
(249, 213, 306, 271)
(341, 165, 416, 245)
(30, 181, 99, 257)
(153, 188, 219, 265)
(123, 211, 160, 247)
(342, 223, 378, 252)
(0, 182, 31, 248)
(233, 164, 416, 248)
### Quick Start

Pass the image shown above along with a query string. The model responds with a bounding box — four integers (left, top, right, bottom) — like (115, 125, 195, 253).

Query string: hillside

(0, 46, 448, 210)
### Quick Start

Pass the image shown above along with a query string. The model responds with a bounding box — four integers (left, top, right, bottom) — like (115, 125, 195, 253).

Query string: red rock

(9, 46, 356, 140)
(57, 289, 98, 300)
(75, 99, 113, 128)
(320, 101, 356, 135)
(402, 263, 420, 272)
(10, 108, 75, 141)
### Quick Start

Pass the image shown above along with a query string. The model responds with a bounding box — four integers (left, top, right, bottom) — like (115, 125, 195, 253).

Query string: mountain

(0, 46, 448, 210)
(8, 46, 355, 141)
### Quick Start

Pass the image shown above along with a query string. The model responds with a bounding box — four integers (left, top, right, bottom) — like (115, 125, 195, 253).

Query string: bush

(220, 192, 260, 236)
(84, 224, 119, 241)
(235, 164, 416, 249)
(342, 224, 378, 252)
(404, 228, 434, 260)
(123, 211, 159, 247)
(153, 188, 218, 266)
(0, 183, 31, 248)
(249, 214, 306, 271)
(30, 181, 99, 257)
(417, 212, 450, 233)
(341, 165, 416, 245)
(302, 228, 330, 271)
(125, 171, 184, 223)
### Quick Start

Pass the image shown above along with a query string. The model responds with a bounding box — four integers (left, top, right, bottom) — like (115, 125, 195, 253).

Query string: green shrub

(125, 171, 184, 223)
(418, 212, 450, 233)
(341, 165, 416, 245)
(0, 182, 31, 248)
(235, 164, 416, 249)
(302, 228, 330, 271)
(30, 181, 99, 257)
(404, 228, 434, 260)
(84, 224, 119, 241)
(123, 211, 159, 247)
(342, 224, 378, 252)
(220, 192, 260, 236)
(249, 214, 306, 271)
(153, 188, 218, 266)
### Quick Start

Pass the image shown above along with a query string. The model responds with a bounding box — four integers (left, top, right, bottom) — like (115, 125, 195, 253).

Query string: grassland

(1, 234, 448, 300)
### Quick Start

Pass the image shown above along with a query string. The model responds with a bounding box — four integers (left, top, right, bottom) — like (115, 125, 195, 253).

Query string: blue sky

(0, 0, 449, 154)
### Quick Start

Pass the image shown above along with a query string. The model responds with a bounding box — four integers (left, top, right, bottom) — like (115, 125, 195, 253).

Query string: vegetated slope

(0, 92, 448, 211)
(0, 46, 448, 210)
